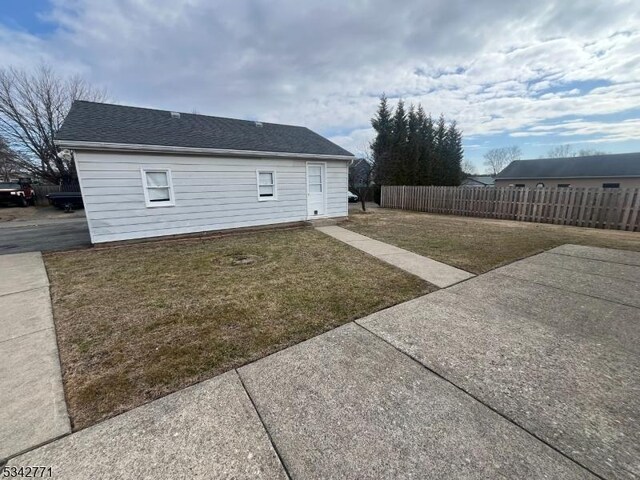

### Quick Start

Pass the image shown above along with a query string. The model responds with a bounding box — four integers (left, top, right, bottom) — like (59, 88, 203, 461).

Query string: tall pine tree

(389, 99, 408, 185)
(417, 109, 434, 185)
(445, 121, 464, 185)
(369, 97, 465, 187)
(406, 105, 421, 184)
(370, 94, 393, 185)
(432, 114, 448, 185)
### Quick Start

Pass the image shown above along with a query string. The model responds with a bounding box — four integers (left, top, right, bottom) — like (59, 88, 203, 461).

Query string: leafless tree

(483, 145, 521, 175)
(0, 65, 108, 184)
(349, 145, 376, 212)
(545, 144, 606, 158)
(461, 158, 476, 175)
(0, 135, 21, 182)
(545, 144, 573, 158)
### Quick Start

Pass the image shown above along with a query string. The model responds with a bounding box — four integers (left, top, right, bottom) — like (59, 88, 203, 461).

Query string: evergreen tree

(445, 121, 464, 185)
(370, 94, 394, 185)
(433, 114, 447, 185)
(417, 108, 434, 185)
(406, 104, 421, 184)
(369, 96, 464, 187)
(389, 99, 408, 184)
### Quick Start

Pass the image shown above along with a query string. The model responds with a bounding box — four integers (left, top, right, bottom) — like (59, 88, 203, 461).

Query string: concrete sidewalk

(7, 245, 637, 479)
(316, 225, 474, 287)
(0, 252, 71, 461)
(9, 372, 287, 479)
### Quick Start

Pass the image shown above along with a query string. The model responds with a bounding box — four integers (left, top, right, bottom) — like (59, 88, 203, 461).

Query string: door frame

(306, 161, 327, 219)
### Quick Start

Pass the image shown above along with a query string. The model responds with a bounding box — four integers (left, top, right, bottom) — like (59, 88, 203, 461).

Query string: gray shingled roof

(463, 176, 495, 185)
(55, 101, 353, 157)
(496, 153, 640, 179)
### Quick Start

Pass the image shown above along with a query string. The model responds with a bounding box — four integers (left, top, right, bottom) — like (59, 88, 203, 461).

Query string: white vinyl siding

(75, 152, 349, 243)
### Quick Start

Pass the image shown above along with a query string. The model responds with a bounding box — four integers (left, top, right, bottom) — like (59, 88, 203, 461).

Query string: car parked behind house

(46, 191, 84, 211)
(0, 181, 36, 207)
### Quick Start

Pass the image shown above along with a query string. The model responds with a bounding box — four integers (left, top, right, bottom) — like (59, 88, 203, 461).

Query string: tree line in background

(0, 65, 107, 184)
(370, 95, 464, 186)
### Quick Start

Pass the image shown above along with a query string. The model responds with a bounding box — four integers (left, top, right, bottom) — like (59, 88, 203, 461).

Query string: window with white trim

(257, 170, 277, 200)
(141, 169, 175, 207)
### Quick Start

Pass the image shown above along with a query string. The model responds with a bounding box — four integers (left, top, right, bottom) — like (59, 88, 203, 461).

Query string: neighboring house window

(558, 184, 571, 188)
(602, 183, 620, 189)
(514, 184, 525, 188)
(141, 169, 175, 207)
(257, 170, 277, 200)
(536, 182, 545, 188)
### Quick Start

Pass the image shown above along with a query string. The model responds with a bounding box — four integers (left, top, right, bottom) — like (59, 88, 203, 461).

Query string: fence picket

(379, 186, 640, 232)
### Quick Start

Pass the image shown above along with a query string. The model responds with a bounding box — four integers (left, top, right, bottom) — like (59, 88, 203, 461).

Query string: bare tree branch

(483, 145, 521, 176)
(0, 64, 108, 184)
(545, 144, 607, 158)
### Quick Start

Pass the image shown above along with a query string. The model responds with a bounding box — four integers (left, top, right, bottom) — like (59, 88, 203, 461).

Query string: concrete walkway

(7, 245, 638, 479)
(316, 225, 474, 287)
(0, 252, 71, 461)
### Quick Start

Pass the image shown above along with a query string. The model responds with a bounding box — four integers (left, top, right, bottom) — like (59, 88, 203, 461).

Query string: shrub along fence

(381, 185, 640, 231)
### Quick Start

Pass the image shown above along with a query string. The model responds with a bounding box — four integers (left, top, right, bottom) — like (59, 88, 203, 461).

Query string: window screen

(142, 169, 174, 206)
(257, 171, 276, 199)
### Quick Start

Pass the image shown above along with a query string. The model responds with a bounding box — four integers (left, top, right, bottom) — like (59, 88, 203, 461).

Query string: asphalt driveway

(8, 244, 639, 479)
(0, 218, 90, 254)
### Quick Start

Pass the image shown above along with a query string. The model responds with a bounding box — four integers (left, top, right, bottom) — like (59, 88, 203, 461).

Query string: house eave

(54, 140, 355, 161)
(496, 175, 640, 180)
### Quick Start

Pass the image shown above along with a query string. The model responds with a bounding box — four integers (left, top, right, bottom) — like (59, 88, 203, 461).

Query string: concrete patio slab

(0, 251, 70, 462)
(0, 328, 70, 460)
(549, 244, 640, 266)
(8, 371, 288, 480)
(239, 323, 594, 480)
(359, 285, 640, 479)
(494, 258, 640, 307)
(523, 251, 640, 283)
(446, 272, 640, 354)
(0, 252, 49, 296)
(0, 288, 53, 342)
(316, 225, 474, 287)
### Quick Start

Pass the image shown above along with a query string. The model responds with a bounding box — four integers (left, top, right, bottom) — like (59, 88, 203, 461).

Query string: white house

(55, 101, 354, 244)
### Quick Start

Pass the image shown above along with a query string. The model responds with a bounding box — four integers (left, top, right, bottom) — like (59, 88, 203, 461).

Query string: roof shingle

(496, 153, 640, 179)
(55, 101, 354, 157)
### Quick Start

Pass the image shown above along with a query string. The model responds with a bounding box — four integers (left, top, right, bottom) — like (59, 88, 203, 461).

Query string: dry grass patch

(45, 227, 433, 429)
(344, 209, 640, 274)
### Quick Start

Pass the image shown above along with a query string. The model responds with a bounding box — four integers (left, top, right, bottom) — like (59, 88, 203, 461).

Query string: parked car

(46, 191, 84, 211)
(348, 191, 359, 203)
(0, 181, 36, 207)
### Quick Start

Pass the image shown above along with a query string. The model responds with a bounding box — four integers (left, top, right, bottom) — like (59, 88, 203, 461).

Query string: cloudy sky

(2, 0, 639, 170)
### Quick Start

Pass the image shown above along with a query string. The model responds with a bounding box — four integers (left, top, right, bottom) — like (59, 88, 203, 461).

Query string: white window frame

(141, 168, 175, 208)
(256, 169, 277, 201)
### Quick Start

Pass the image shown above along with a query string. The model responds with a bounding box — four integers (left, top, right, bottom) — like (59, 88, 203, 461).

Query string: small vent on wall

(171, 112, 181, 119)
(254, 121, 263, 127)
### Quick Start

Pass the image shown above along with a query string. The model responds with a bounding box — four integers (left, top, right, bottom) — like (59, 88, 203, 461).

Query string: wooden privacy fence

(381, 186, 640, 231)
(33, 185, 60, 205)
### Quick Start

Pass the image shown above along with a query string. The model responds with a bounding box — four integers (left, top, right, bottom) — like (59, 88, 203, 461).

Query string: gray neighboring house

(461, 176, 495, 187)
(55, 101, 354, 244)
(495, 152, 640, 189)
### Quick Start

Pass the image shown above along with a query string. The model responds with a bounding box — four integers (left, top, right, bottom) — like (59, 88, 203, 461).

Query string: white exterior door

(306, 162, 326, 217)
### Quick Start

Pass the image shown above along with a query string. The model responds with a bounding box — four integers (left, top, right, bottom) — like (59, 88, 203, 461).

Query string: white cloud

(2, 0, 640, 162)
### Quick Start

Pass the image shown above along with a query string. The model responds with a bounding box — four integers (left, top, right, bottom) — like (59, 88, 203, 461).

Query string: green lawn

(344, 208, 640, 274)
(45, 227, 434, 429)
